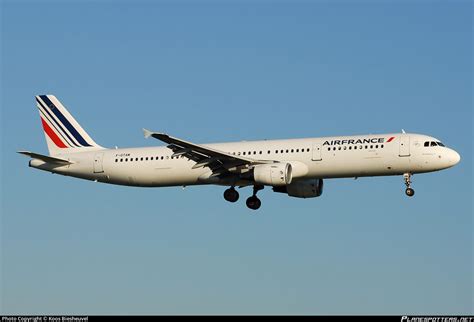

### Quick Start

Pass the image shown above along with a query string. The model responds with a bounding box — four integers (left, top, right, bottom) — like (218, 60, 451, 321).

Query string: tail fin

(35, 95, 103, 156)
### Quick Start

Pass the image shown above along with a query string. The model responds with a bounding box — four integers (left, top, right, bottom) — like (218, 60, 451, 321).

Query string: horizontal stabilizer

(17, 151, 72, 164)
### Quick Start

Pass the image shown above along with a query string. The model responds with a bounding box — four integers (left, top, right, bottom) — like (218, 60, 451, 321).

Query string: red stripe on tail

(387, 136, 395, 143)
(41, 117, 68, 148)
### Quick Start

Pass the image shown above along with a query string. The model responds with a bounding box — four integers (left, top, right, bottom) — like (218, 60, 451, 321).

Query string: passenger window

(370, 145, 373, 149)
(365, 146, 368, 149)
(243, 152, 246, 155)
(307, 148, 310, 152)
(431, 141, 437, 147)
(328, 148, 331, 151)
(343, 146, 347, 150)
(296, 149, 299, 152)
(253, 151, 256, 155)
(140, 157, 143, 161)
(259, 151, 262, 154)
(125, 158, 128, 162)
(291, 149, 294, 153)
(150, 157, 154, 160)
(281, 150, 284, 153)
(275, 150, 278, 154)
(120, 159, 123, 162)
(115, 159, 118, 162)
(146, 157, 149, 160)
(424, 141, 429, 147)
(349, 146, 352, 150)
(338, 147, 341, 151)
(267, 150, 271, 154)
(381, 145, 384, 148)
(333, 147, 336, 151)
(375, 145, 378, 149)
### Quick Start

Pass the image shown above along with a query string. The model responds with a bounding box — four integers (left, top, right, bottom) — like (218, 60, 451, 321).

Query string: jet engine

(273, 178, 323, 198)
(253, 163, 292, 186)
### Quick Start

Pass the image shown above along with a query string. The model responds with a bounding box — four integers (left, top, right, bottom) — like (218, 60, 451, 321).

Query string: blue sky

(1, 0, 472, 314)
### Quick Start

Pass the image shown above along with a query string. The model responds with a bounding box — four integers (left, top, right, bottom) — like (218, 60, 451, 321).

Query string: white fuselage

(29, 133, 460, 187)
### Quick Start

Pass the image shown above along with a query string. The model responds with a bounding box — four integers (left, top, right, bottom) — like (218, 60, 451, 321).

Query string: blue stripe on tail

(36, 97, 81, 147)
(39, 95, 92, 147)
(37, 107, 73, 148)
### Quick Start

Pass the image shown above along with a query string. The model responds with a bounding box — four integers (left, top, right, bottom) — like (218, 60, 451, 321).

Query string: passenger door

(93, 152, 104, 173)
(399, 135, 410, 157)
(312, 143, 322, 161)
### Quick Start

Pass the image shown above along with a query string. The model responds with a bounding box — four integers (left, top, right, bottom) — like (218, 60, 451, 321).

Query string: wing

(143, 129, 271, 173)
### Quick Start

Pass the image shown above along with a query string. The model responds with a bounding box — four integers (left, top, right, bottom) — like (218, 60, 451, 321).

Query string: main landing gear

(246, 185, 264, 210)
(403, 173, 415, 197)
(223, 185, 264, 210)
(223, 187, 239, 203)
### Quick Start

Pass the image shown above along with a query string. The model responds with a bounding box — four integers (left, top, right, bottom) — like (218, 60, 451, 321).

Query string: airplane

(19, 95, 461, 210)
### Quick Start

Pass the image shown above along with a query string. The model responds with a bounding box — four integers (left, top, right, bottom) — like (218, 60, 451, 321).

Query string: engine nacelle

(273, 178, 324, 198)
(253, 163, 292, 186)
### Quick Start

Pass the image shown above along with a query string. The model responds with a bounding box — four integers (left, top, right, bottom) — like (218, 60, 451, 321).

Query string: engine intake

(253, 163, 292, 186)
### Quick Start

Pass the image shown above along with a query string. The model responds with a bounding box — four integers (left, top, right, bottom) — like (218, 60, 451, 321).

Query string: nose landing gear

(403, 173, 415, 197)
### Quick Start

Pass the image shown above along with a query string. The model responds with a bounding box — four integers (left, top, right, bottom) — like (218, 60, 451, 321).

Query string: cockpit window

(424, 141, 445, 147)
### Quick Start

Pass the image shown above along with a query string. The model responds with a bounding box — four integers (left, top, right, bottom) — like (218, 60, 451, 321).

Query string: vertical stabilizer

(35, 95, 103, 156)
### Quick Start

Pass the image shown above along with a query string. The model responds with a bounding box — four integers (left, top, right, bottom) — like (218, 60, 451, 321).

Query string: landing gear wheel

(403, 173, 415, 197)
(405, 188, 415, 197)
(223, 187, 239, 203)
(246, 196, 261, 210)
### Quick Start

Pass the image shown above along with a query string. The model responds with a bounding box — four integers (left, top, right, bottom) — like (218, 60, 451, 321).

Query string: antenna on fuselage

(401, 129, 406, 134)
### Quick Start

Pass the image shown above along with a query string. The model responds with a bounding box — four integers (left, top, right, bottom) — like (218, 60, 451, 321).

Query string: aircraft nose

(449, 149, 461, 166)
